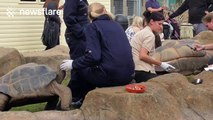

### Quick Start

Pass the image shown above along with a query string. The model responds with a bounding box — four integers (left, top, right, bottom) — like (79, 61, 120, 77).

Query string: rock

(0, 47, 25, 77)
(22, 45, 69, 70)
(149, 73, 213, 120)
(81, 73, 213, 120)
(35, 110, 84, 120)
(0, 111, 37, 120)
(0, 110, 84, 120)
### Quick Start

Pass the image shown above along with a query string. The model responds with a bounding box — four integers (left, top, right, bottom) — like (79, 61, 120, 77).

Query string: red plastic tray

(125, 84, 146, 93)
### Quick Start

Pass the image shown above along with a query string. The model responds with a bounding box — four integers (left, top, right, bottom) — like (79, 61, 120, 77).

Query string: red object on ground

(125, 84, 146, 93)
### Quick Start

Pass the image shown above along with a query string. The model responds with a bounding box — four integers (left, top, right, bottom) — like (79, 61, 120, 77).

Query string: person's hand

(60, 60, 73, 71)
(160, 62, 176, 72)
(194, 44, 205, 51)
(161, 5, 168, 10)
(158, 7, 163, 11)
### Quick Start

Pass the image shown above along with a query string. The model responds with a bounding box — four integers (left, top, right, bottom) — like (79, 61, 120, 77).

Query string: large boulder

(0, 110, 84, 120)
(0, 47, 25, 77)
(81, 73, 213, 120)
(22, 45, 69, 70)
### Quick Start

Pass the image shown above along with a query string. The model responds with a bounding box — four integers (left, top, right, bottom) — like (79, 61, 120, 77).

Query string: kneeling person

(131, 11, 175, 83)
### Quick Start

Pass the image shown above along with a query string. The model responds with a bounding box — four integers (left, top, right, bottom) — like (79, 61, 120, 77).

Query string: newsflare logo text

(6, 7, 62, 17)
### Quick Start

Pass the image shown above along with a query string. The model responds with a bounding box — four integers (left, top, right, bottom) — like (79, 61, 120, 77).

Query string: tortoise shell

(0, 63, 56, 97)
(153, 39, 206, 62)
(153, 39, 211, 75)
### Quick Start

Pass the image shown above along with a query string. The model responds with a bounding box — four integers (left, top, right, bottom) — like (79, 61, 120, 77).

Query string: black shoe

(191, 79, 203, 85)
(70, 98, 83, 109)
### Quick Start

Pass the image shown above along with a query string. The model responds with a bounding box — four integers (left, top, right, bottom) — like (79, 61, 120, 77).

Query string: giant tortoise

(153, 39, 213, 75)
(0, 63, 71, 111)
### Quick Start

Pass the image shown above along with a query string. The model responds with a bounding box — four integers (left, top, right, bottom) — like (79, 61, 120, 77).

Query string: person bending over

(131, 11, 175, 83)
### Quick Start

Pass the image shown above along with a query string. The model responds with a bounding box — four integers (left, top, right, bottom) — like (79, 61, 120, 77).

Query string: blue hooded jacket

(73, 14, 135, 81)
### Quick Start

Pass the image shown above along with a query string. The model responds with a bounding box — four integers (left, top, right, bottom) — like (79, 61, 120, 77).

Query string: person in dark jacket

(42, 0, 61, 50)
(145, 0, 167, 13)
(145, 0, 166, 46)
(60, 2, 135, 108)
(41, 0, 62, 110)
(63, 0, 90, 59)
(144, 0, 166, 26)
(63, 0, 90, 108)
(169, 0, 213, 36)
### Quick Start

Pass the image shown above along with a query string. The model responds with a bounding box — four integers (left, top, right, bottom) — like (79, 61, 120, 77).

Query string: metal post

(137, 0, 142, 16)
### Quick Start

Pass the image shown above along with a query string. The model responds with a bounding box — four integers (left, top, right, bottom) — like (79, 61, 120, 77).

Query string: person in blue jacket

(63, 0, 90, 108)
(60, 2, 135, 108)
(63, 0, 90, 59)
(42, 0, 61, 50)
(145, 0, 167, 13)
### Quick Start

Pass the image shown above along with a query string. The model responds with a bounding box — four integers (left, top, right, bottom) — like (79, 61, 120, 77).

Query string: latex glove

(60, 60, 73, 71)
(160, 62, 176, 72)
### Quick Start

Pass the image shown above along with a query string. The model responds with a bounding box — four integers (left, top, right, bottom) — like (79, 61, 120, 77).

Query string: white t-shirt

(130, 26, 156, 73)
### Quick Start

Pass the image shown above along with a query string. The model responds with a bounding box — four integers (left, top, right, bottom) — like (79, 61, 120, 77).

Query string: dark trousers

(65, 33, 87, 101)
(134, 71, 158, 83)
(208, 57, 213, 65)
(68, 69, 95, 101)
(68, 67, 132, 101)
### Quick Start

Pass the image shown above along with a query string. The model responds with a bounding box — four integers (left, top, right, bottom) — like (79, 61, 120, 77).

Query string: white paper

(204, 64, 213, 71)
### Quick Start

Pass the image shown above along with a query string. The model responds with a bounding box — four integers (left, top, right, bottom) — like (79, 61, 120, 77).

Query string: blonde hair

(202, 13, 213, 23)
(131, 16, 143, 29)
(88, 2, 114, 20)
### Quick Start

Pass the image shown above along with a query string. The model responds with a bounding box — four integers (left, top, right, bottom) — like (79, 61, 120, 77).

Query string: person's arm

(138, 34, 175, 71)
(72, 24, 101, 69)
(138, 34, 161, 66)
(196, 44, 213, 50)
(207, 0, 213, 12)
(147, 7, 163, 13)
(63, 0, 84, 38)
(204, 44, 213, 50)
(145, 1, 164, 13)
(139, 46, 175, 72)
(139, 47, 161, 66)
(169, 0, 188, 19)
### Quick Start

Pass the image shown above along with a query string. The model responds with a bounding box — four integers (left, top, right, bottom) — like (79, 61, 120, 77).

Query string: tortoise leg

(0, 94, 9, 111)
(47, 81, 71, 110)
